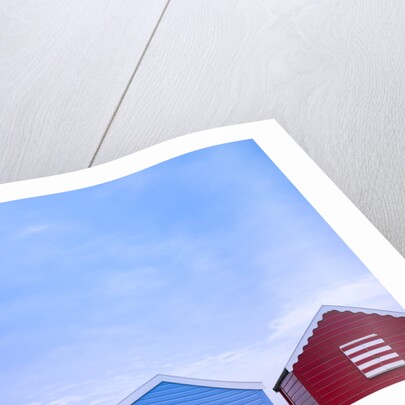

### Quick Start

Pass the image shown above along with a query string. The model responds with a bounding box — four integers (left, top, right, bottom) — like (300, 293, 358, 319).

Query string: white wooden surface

(0, 0, 167, 181)
(1, 0, 405, 256)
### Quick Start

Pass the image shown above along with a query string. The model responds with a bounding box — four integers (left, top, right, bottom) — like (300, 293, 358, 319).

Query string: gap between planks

(88, 0, 172, 167)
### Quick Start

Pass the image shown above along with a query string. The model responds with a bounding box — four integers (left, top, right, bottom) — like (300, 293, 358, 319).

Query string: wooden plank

(93, 0, 405, 256)
(0, 0, 168, 183)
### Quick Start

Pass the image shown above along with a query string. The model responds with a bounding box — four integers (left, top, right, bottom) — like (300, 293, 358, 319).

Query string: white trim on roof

(285, 305, 405, 370)
(117, 374, 266, 405)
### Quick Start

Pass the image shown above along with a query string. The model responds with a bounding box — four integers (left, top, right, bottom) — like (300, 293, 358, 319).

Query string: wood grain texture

(0, 0, 167, 182)
(93, 0, 405, 256)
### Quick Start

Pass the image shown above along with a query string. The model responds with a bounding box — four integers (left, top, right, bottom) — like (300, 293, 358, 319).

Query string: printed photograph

(1, 140, 403, 405)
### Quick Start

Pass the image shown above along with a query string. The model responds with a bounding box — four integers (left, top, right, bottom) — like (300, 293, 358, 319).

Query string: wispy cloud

(267, 274, 401, 342)
(150, 275, 401, 405)
(15, 224, 51, 238)
(0, 140, 401, 405)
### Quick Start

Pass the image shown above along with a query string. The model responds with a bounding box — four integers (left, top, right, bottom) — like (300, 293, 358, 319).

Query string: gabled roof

(117, 374, 271, 405)
(285, 305, 405, 370)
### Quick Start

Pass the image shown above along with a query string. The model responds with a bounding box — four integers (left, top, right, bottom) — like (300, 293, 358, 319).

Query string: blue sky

(0, 140, 401, 405)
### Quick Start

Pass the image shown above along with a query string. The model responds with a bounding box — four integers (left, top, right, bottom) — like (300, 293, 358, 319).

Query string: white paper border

(1, 119, 404, 403)
(1, 120, 404, 306)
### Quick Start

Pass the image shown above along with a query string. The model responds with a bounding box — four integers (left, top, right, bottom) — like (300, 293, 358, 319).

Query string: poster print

(1, 121, 404, 405)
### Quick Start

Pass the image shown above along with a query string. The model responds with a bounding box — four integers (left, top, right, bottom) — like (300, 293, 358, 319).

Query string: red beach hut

(273, 305, 405, 404)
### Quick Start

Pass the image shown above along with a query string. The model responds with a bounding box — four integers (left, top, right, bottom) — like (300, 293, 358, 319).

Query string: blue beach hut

(117, 374, 273, 404)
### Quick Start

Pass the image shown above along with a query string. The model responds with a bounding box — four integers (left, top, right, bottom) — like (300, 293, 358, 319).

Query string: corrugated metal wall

(293, 311, 405, 405)
(133, 381, 273, 404)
